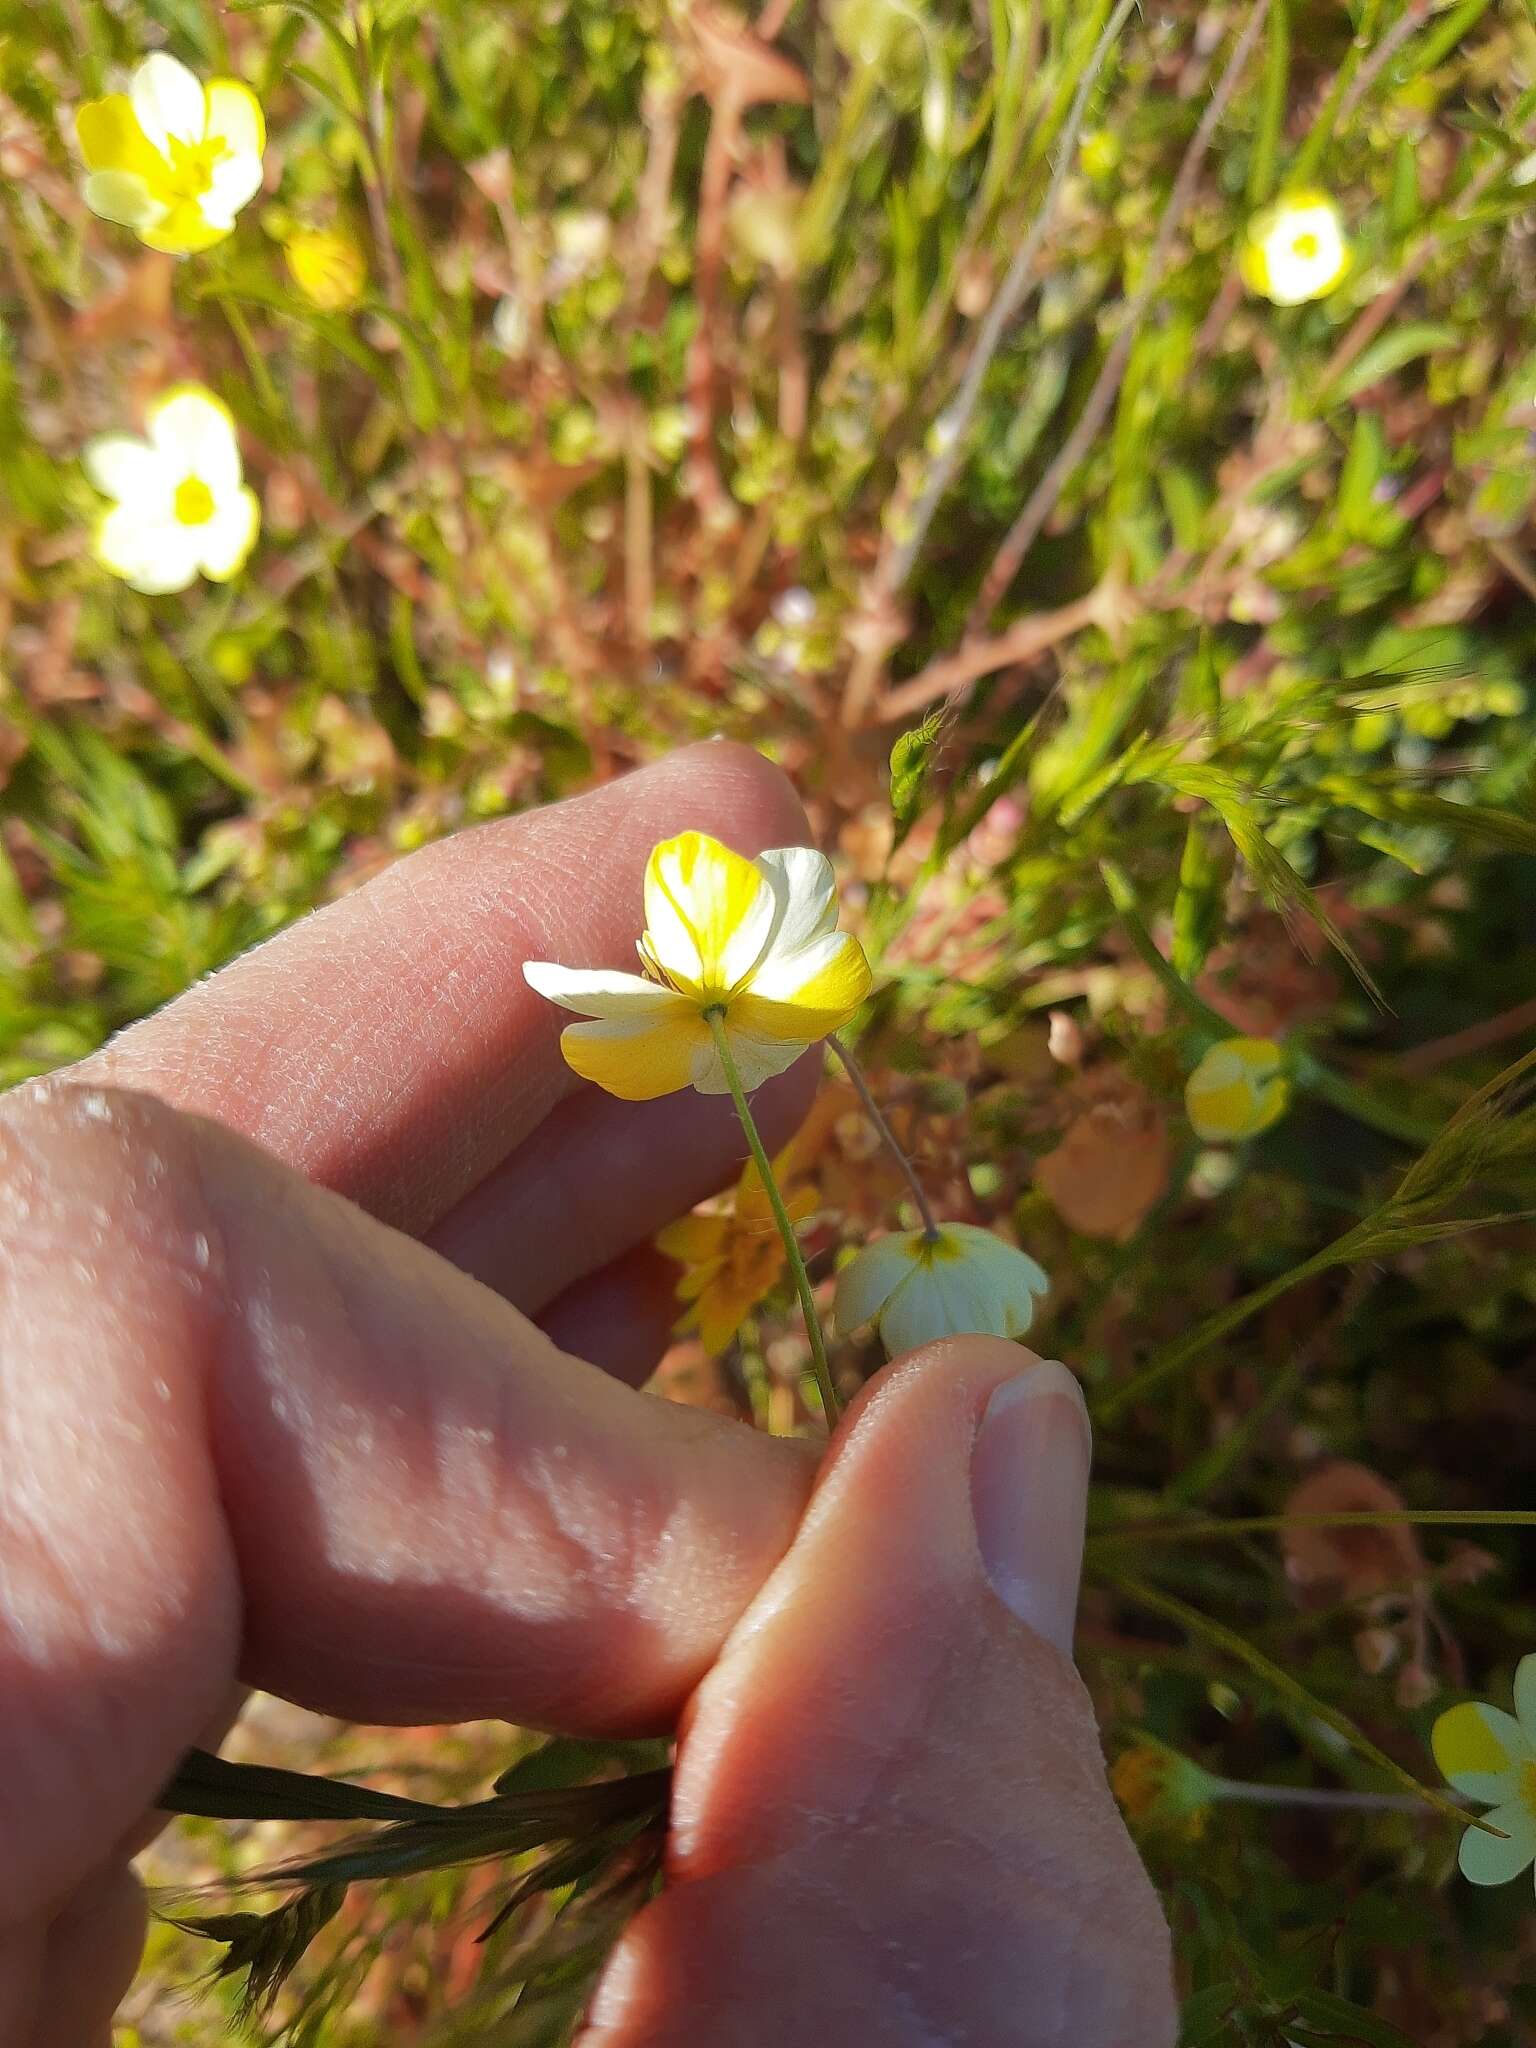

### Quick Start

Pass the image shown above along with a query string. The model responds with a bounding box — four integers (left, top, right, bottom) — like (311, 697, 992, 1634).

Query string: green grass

(4, 0, 1536, 2039)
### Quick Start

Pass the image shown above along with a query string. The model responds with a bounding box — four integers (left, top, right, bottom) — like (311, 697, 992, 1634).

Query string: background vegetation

(2, 0, 1535, 2038)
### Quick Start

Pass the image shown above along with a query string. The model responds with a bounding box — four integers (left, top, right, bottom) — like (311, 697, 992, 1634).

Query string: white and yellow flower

(1185, 1037, 1289, 1143)
(85, 386, 260, 594)
(77, 53, 265, 255)
(835, 1223, 1049, 1356)
(1240, 191, 1350, 307)
(524, 830, 871, 1101)
(1433, 1656, 1536, 1888)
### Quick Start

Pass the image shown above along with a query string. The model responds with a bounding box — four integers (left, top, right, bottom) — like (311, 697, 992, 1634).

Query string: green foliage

(3, 0, 1536, 2038)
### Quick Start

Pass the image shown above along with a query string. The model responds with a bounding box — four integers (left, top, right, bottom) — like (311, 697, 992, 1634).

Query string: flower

(834, 1223, 1049, 1355)
(1240, 191, 1350, 306)
(285, 228, 367, 310)
(523, 830, 871, 1101)
(1185, 1037, 1289, 1142)
(655, 1099, 837, 1352)
(84, 386, 260, 594)
(77, 54, 265, 255)
(1432, 1656, 1536, 1888)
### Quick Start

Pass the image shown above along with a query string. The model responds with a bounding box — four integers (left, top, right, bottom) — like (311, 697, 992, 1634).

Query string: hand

(0, 743, 1173, 2046)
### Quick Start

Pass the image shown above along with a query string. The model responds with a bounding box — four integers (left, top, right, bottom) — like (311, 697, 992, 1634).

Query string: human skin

(0, 743, 1175, 2046)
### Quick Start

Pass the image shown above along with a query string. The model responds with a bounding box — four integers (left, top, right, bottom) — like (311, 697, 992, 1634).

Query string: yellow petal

(76, 95, 162, 178)
(643, 831, 777, 995)
(654, 1214, 729, 1264)
(204, 79, 266, 159)
(731, 931, 872, 1044)
(559, 1011, 710, 1101)
(141, 200, 234, 254)
(1433, 1700, 1530, 1802)
(83, 170, 167, 233)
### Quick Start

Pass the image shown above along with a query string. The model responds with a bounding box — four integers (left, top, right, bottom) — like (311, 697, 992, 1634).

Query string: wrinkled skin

(0, 744, 1174, 2046)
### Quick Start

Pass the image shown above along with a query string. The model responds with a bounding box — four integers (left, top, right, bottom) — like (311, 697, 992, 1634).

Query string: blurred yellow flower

(524, 831, 871, 1100)
(1109, 1742, 1214, 1840)
(1185, 1037, 1289, 1142)
(655, 1106, 833, 1353)
(1433, 1656, 1536, 1887)
(1240, 191, 1349, 306)
(77, 53, 265, 255)
(84, 386, 260, 595)
(834, 1223, 1048, 1356)
(286, 228, 367, 311)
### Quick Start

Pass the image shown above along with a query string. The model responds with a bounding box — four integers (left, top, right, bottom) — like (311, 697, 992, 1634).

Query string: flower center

(912, 1229, 962, 1266)
(726, 1224, 782, 1295)
(1292, 230, 1320, 261)
(163, 133, 227, 202)
(174, 477, 217, 527)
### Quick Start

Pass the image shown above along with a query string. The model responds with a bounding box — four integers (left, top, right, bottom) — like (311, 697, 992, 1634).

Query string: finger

(0, 1083, 815, 1933)
(74, 743, 808, 1235)
(425, 1062, 815, 1314)
(581, 1342, 1175, 2048)
(537, 1245, 684, 1387)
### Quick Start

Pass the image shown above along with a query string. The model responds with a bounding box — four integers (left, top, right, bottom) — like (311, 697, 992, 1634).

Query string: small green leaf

(888, 708, 946, 846)
(1327, 324, 1460, 403)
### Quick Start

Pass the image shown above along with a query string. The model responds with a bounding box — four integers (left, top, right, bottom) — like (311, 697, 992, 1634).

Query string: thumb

(581, 1340, 1176, 2048)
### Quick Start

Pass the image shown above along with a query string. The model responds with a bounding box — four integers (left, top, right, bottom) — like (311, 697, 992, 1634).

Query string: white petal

(746, 926, 861, 1005)
(944, 1224, 1050, 1321)
(203, 149, 264, 221)
(130, 53, 207, 155)
(753, 846, 838, 960)
(523, 961, 691, 1019)
(82, 169, 167, 232)
(147, 388, 242, 494)
(1515, 1655, 1536, 1744)
(96, 507, 202, 593)
(880, 1253, 1012, 1354)
(688, 1023, 807, 1095)
(195, 487, 260, 581)
(82, 434, 171, 509)
(1458, 1803, 1536, 1887)
(833, 1232, 922, 1334)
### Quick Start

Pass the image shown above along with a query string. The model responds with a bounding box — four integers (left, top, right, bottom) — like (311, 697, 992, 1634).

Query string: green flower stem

(1101, 860, 1444, 1149)
(1297, 1058, 1441, 1149)
(827, 1032, 942, 1241)
(705, 1011, 841, 1427)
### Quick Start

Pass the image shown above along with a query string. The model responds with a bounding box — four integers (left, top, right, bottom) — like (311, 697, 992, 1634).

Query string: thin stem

(884, 0, 1139, 593)
(968, 0, 1272, 630)
(1210, 1778, 1443, 1815)
(705, 1013, 841, 1426)
(827, 1034, 941, 1240)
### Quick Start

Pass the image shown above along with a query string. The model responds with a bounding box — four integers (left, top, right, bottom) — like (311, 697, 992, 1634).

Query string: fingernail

(971, 1361, 1091, 1656)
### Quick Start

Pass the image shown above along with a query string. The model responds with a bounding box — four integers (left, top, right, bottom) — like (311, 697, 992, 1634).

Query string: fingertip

(635, 740, 809, 852)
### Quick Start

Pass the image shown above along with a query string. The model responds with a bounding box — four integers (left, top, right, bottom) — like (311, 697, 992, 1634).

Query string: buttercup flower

(85, 386, 260, 594)
(656, 1104, 834, 1352)
(834, 1223, 1049, 1355)
(1432, 1656, 1536, 1887)
(523, 831, 871, 1100)
(286, 228, 367, 311)
(1185, 1037, 1289, 1143)
(1240, 191, 1350, 306)
(77, 54, 265, 255)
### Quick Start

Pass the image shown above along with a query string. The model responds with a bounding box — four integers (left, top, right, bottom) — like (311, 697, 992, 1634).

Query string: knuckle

(0, 1081, 216, 1284)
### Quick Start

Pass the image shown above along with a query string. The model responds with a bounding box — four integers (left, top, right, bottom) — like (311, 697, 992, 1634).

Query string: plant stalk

(705, 1012, 840, 1425)
(827, 1033, 941, 1240)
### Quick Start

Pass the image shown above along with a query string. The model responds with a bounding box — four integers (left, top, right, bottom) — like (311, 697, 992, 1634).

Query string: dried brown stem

(876, 586, 1109, 722)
